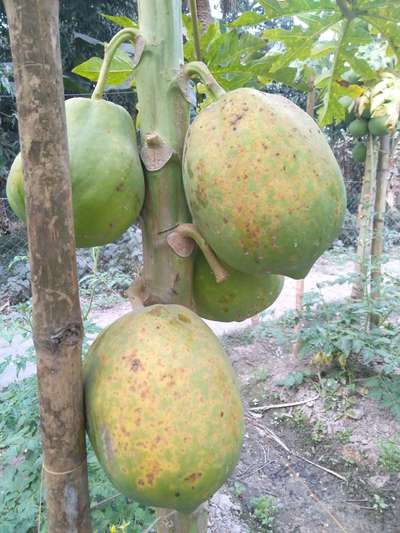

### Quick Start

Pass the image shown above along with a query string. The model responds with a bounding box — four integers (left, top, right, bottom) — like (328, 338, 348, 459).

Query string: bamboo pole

(370, 134, 391, 326)
(351, 135, 378, 300)
(4, 1, 91, 531)
(135, 1, 205, 531)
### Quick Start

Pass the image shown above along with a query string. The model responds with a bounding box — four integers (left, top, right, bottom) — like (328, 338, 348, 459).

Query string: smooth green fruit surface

(352, 143, 367, 162)
(368, 115, 390, 137)
(84, 304, 244, 513)
(183, 88, 346, 279)
(348, 118, 368, 137)
(6, 97, 145, 247)
(194, 252, 284, 322)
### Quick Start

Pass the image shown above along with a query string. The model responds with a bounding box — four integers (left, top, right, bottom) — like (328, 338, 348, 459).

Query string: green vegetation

(249, 495, 278, 531)
(378, 438, 400, 472)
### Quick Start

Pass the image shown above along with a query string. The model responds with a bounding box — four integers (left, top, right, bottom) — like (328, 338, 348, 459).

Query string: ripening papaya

(183, 88, 346, 279)
(6, 97, 145, 248)
(84, 304, 244, 513)
(193, 252, 283, 322)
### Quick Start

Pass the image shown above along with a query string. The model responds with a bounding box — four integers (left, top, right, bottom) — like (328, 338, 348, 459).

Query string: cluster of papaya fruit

(348, 113, 390, 163)
(6, 56, 346, 512)
(339, 72, 397, 163)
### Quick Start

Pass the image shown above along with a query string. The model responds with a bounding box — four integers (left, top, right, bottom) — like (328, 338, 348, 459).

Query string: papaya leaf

(72, 49, 133, 86)
(229, 11, 266, 27)
(100, 14, 138, 28)
(259, 0, 337, 19)
(235, 0, 400, 126)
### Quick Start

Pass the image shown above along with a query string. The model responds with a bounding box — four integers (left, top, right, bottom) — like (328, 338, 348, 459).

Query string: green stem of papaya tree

(173, 224, 228, 283)
(189, 0, 202, 61)
(135, 0, 194, 309)
(92, 27, 141, 101)
(183, 61, 226, 101)
(134, 2, 209, 530)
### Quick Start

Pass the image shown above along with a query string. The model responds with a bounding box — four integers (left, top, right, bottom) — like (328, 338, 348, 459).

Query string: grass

(378, 437, 400, 472)
(249, 495, 278, 531)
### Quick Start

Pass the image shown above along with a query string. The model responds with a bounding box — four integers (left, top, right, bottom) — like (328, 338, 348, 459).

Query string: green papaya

(6, 97, 145, 248)
(351, 143, 367, 162)
(194, 252, 283, 322)
(84, 304, 244, 513)
(183, 88, 346, 279)
(368, 115, 390, 137)
(348, 118, 368, 137)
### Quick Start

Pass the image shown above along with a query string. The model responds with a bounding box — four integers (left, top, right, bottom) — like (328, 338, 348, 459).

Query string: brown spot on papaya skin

(130, 358, 142, 372)
(146, 473, 155, 486)
(184, 472, 202, 483)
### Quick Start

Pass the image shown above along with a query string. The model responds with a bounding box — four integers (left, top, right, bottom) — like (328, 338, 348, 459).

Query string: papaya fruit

(84, 304, 244, 513)
(194, 252, 283, 322)
(348, 118, 368, 137)
(183, 88, 346, 279)
(368, 115, 390, 137)
(351, 143, 367, 162)
(6, 97, 145, 248)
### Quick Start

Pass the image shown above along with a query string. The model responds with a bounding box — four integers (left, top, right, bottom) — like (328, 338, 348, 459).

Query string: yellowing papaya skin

(183, 88, 346, 279)
(6, 97, 145, 248)
(194, 252, 284, 322)
(84, 304, 244, 513)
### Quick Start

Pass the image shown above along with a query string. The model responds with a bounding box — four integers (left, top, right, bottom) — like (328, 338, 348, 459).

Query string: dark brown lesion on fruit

(184, 472, 202, 483)
(130, 358, 143, 372)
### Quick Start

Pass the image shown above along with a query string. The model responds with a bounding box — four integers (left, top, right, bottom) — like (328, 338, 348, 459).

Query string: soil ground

(206, 334, 400, 532)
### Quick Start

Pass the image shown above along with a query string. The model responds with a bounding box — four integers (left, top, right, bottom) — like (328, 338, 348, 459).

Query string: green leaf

(72, 49, 133, 86)
(263, 13, 342, 73)
(259, 0, 337, 19)
(229, 11, 266, 27)
(100, 14, 138, 28)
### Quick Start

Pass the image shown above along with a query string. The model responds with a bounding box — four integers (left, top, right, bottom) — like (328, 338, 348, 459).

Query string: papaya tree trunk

(135, 1, 205, 531)
(4, 1, 91, 531)
(351, 135, 378, 300)
(292, 82, 315, 357)
(135, 0, 193, 308)
(370, 134, 391, 326)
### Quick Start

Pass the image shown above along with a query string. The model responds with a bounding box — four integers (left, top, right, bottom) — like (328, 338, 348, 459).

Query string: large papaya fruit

(6, 97, 145, 248)
(183, 88, 346, 279)
(194, 252, 283, 322)
(84, 304, 244, 513)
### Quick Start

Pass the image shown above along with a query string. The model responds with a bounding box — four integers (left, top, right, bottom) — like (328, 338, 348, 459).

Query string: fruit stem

(174, 224, 228, 283)
(183, 61, 225, 101)
(92, 28, 141, 101)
